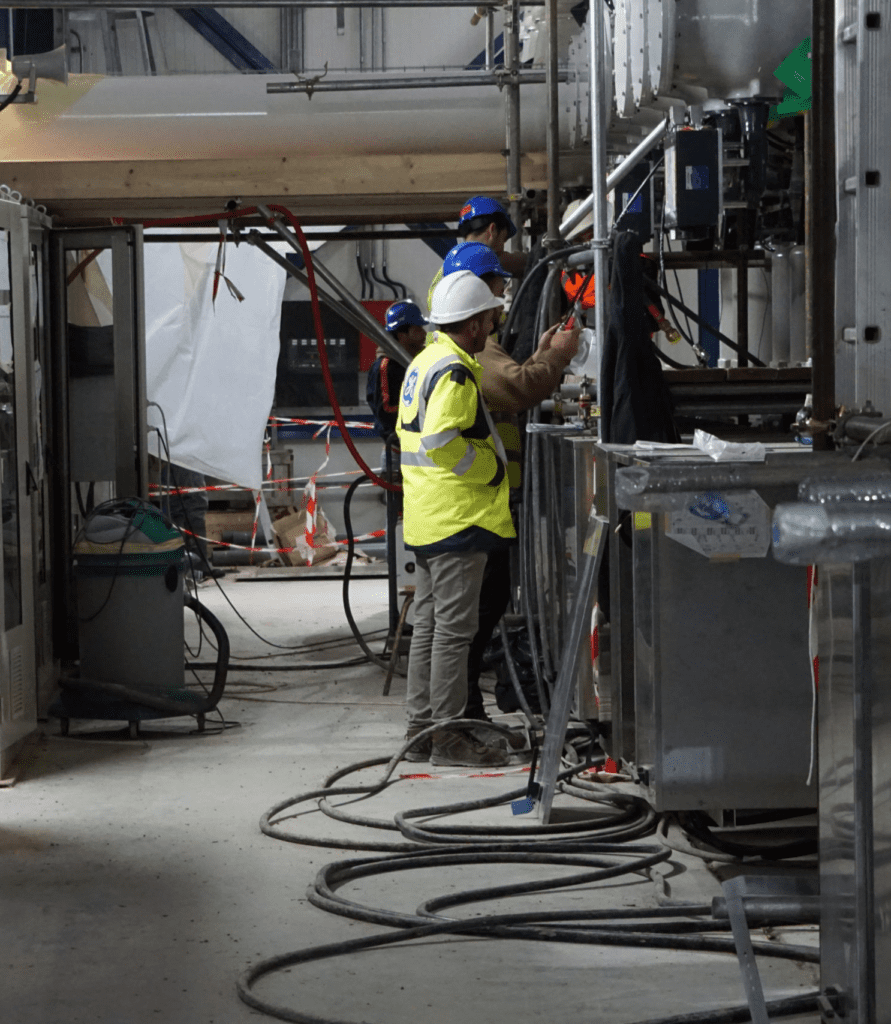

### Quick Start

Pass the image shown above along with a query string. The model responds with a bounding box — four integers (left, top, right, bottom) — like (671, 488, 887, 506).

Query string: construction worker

(439, 239, 582, 724)
(366, 300, 428, 442)
(396, 270, 515, 769)
(426, 195, 526, 346)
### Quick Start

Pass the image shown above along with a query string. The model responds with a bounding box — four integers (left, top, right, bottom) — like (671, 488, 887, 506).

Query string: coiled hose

(243, 744, 820, 1024)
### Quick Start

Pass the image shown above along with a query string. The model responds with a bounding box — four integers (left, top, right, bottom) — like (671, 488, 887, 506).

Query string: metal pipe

(10, 1, 544, 7)
(245, 231, 410, 367)
(267, 69, 562, 93)
(559, 120, 668, 238)
(590, 0, 609, 439)
(736, 260, 749, 368)
(544, 0, 560, 247)
(711, 897, 821, 925)
(808, 0, 837, 450)
(145, 228, 456, 243)
(485, 7, 495, 70)
(503, 0, 523, 251)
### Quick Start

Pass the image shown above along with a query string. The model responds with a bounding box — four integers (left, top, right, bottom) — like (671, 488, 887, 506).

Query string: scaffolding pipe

(244, 231, 411, 368)
(503, 0, 523, 251)
(267, 69, 563, 93)
(544, 0, 560, 247)
(559, 120, 668, 238)
(10, 1, 545, 7)
(808, 0, 836, 450)
(590, 0, 609, 438)
(485, 7, 495, 70)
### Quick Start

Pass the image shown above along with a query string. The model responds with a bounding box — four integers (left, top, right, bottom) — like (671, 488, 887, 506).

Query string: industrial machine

(2, 1, 891, 1019)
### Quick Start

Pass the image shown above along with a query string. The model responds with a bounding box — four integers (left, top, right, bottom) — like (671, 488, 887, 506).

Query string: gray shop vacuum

(48, 500, 229, 738)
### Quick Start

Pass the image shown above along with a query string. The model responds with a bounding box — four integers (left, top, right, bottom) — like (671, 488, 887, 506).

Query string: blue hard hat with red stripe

(385, 300, 429, 333)
(457, 196, 517, 238)
(442, 241, 512, 280)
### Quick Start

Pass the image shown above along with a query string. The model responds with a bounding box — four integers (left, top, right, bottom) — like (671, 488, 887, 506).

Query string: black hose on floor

(341, 474, 402, 675)
(247, 738, 820, 1024)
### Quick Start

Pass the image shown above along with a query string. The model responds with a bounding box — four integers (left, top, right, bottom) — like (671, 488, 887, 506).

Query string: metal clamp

(290, 61, 329, 100)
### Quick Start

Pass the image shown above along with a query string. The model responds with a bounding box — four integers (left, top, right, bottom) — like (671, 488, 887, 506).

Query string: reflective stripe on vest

(401, 351, 508, 469)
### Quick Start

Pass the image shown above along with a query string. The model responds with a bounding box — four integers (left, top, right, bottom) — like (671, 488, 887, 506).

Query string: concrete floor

(3, 575, 820, 1024)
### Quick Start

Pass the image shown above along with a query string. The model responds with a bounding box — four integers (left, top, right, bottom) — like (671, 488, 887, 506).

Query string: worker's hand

(538, 322, 582, 360)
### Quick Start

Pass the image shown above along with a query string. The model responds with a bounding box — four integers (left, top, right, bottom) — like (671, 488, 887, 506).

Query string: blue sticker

(689, 492, 749, 527)
(772, 522, 780, 546)
(622, 192, 643, 213)
(402, 367, 419, 405)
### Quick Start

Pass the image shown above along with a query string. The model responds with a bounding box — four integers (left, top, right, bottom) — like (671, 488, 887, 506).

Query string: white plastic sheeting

(144, 237, 286, 490)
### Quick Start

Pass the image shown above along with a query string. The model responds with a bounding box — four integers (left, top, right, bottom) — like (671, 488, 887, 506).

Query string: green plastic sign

(768, 36, 812, 127)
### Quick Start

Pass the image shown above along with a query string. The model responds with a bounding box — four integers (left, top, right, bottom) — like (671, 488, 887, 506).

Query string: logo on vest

(402, 368, 419, 405)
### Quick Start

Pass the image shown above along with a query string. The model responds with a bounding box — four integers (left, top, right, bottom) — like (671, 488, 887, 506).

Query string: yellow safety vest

(396, 333, 516, 550)
(427, 266, 522, 489)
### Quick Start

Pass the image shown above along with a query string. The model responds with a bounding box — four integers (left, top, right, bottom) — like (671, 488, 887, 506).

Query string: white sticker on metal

(665, 489, 772, 558)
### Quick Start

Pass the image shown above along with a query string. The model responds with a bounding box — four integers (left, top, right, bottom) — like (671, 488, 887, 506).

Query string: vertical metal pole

(590, 0, 609, 437)
(809, 0, 836, 450)
(736, 258, 749, 368)
(485, 7, 494, 70)
(852, 562, 876, 1019)
(545, 0, 560, 247)
(503, 0, 523, 251)
(358, 7, 365, 70)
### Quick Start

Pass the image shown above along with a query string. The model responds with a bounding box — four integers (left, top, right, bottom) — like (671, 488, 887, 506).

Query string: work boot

(464, 712, 527, 752)
(430, 728, 510, 768)
(402, 726, 433, 763)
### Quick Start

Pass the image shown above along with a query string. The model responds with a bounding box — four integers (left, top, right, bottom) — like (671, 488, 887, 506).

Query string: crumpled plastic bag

(693, 428, 766, 463)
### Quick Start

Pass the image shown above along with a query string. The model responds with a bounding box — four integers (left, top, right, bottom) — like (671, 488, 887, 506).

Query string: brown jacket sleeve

(477, 335, 570, 415)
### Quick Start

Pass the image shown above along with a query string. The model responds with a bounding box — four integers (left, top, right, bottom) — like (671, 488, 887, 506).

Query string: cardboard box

(272, 506, 339, 567)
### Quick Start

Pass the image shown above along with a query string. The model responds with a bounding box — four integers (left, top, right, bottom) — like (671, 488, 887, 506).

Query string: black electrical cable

(642, 277, 767, 367)
(355, 246, 367, 301)
(75, 497, 161, 624)
(342, 473, 402, 675)
(187, 657, 367, 672)
(369, 261, 398, 300)
(380, 256, 407, 299)
(501, 243, 589, 353)
(498, 621, 539, 726)
(238, 905, 819, 1024)
(249, 738, 821, 1024)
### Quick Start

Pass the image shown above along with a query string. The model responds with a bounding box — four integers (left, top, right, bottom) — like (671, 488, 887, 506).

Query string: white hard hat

(563, 198, 594, 241)
(428, 269, 505, 326)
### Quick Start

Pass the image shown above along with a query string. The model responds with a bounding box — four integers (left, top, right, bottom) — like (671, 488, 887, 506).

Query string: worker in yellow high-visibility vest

(396, 270, 515, 769)
(436, 240, 582, 728)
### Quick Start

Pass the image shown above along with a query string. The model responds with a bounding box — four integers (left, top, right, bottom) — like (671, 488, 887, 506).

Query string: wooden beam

(0, 150, 589, 225)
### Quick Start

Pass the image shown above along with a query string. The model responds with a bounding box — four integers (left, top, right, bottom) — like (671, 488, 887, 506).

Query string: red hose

(137, 205, 401, 493)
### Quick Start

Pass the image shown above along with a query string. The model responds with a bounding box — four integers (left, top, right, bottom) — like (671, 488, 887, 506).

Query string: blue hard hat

(457, 196, 517, 239)
(385, 301, 429, 333)
(442, 241, 512, 280)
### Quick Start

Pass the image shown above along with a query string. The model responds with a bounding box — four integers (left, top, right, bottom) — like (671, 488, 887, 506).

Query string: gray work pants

(405, 550, 488, 728)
